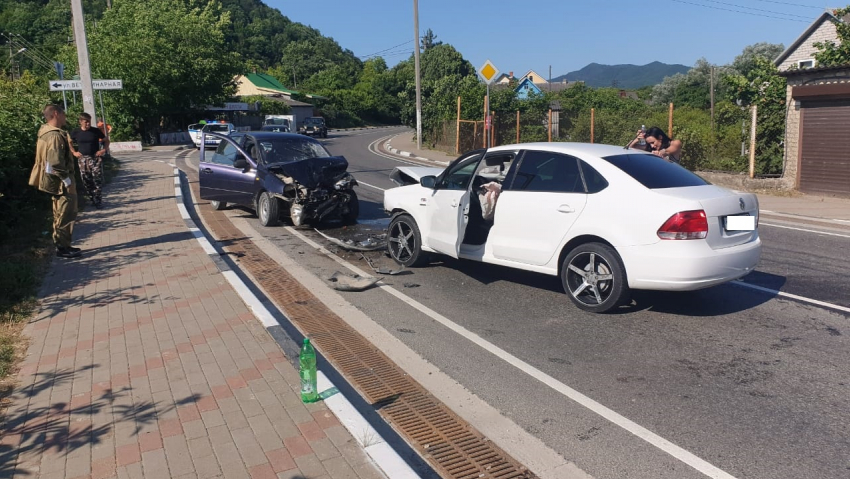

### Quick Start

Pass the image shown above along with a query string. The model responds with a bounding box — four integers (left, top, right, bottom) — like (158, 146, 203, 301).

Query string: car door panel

(489, 150, 588, 266)
(424, 151, 483, 257)
(199, 136, 256, 206)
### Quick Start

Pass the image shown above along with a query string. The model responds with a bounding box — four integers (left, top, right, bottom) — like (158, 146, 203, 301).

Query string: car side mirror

(234, 157, 250, 171)
(420, 175, 437, 189)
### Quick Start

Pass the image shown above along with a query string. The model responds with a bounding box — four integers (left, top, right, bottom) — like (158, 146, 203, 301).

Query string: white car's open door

(423, 151, 483, 258)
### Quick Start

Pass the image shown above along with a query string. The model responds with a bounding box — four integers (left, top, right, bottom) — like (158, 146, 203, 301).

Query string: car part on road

(359, 253, 406, 275)
(210, 199, 227, 211)
(562, 242, 630, 313)
(314, 228, 387, 251)
(326, 271, 380, 291)
(387, 214, 429, 267)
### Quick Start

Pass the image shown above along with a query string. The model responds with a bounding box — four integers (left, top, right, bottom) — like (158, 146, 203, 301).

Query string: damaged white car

(200, 131, 359, 226)
(383, 143, 762, 313)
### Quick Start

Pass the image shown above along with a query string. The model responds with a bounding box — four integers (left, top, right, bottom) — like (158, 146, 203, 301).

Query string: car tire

(388, 214, 428, 267)
(561, 242, 629, 313)
(341, 191, 359, 225)
(210, 200, 227, 211)
(258, 192, 281, 227)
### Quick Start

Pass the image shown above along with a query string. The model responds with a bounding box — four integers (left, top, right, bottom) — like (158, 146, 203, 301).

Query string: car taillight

(657, 210, 708, 240)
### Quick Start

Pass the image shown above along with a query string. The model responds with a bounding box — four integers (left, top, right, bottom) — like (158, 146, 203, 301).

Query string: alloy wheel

(389, 220, 415, 263)
(566, 252, 615, 306)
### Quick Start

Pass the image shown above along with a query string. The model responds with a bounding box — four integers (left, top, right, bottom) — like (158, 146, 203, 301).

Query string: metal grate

(189, 180, 536, 479)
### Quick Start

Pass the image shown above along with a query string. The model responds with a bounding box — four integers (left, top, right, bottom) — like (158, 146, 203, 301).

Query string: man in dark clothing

(70, 112, 109, 208)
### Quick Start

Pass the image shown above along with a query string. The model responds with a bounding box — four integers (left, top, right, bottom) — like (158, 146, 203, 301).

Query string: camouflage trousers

(78, 155, 103, 206)
(53, 183, 78, 249)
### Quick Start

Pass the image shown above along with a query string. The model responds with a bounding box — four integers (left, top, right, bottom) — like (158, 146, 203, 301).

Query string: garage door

(799, 99, 850, 196)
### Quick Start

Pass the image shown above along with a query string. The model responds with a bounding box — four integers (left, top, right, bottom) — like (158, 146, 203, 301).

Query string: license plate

(724, 213, 755, 231)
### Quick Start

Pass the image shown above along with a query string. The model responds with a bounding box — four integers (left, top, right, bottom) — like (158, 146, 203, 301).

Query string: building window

(798, 59, 814, 69)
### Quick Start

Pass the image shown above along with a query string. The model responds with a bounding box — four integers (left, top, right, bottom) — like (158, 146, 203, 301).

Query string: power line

(750, 0, 825, 8)
(698, 0, 811, 18)
(670, 0, 810, 22)
(359, 39, 413, 59)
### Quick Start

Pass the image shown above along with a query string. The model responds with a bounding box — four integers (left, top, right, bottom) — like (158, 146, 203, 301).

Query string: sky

(266, 0, 836, 77)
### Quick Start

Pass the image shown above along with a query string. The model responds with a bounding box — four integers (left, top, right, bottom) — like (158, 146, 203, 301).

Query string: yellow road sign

(478, 59, 500, 84)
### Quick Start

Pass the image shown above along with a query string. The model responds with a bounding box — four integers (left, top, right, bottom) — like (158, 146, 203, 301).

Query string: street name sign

(477, 60, 500, 85)
(49, 79, 123, 91)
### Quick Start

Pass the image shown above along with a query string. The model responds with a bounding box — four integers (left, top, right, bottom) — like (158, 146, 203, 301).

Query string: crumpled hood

(38, 124, 64, 138)
(269, 156, 349, 188)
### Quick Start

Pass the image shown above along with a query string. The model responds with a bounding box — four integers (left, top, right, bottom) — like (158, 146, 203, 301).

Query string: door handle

(557, 205, 574, 213)
(202, 168, 213, 174)
(450, 199, 459, 207)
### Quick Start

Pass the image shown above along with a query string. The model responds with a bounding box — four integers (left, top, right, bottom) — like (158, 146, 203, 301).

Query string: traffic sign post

(49, 79, 123, 91)
(477, 60, 500, 148)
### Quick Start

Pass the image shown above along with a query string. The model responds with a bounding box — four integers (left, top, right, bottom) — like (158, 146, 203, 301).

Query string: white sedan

(383, 143, 761, 313)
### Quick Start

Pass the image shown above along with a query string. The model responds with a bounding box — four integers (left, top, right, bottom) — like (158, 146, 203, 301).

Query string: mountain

(552, 62, 690, 89)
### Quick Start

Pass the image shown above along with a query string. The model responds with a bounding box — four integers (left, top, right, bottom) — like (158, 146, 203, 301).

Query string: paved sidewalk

(384, 130, 850, 222)
(1, 159, 387, 479)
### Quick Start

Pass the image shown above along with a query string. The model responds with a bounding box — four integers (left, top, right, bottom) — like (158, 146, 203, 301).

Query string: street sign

(49, 79, 123, 91)
(478, 60, 500, 85)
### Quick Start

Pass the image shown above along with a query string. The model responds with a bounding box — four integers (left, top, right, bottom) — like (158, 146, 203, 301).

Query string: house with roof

(515, 76, 544, 99)
(774, 10, 850, 196)
(233, 72, 321, 129)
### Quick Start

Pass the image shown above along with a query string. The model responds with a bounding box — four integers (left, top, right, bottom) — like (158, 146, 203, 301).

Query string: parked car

(199, 131, 358, 227)
(299, 117, 327, 138)
(196, 122, 236, 148)
(260, 124, 290, 133)
(383, 143, 761, 313)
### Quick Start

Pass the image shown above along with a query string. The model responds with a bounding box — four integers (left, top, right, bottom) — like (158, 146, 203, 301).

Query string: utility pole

(292, 65, 297, 88)
(71, 0, 97, 124)
(548, 65, 551, 92)
(710, 66, 715, 133)
(413, 0, 422, 150)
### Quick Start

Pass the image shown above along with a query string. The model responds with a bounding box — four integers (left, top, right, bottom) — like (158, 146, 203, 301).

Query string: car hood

(389, 166, 445, 186)
(267, 156, 349, 187)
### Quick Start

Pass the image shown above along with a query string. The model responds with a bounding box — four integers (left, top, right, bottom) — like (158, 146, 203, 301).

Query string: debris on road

(402, 283, 420, 288)
(326, 271, 380, 292)
(314, 228, 386, 251)
(360, 253, 406, 275)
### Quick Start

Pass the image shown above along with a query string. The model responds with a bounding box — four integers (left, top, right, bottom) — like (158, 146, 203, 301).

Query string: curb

(162, 158, 425, 479)
(382, 138, 450, 166)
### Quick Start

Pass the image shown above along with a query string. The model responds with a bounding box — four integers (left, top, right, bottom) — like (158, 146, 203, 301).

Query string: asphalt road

(176, 129, 850, 479)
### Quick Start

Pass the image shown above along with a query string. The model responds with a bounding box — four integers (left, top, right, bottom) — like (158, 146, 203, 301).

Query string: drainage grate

(189, 180, 536, 479)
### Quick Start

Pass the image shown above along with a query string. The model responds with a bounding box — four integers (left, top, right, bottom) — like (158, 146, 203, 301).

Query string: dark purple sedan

(199, 131, 359, 226)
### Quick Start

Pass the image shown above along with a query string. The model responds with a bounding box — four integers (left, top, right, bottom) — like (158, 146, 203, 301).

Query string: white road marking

(734, 281, 850, 314)
(317, 371, 421, 479)
(357, 180, 386, 192)
(282, 226, 739, 479)
(835, 219, 850, 224)
(760, 222, 850, 239)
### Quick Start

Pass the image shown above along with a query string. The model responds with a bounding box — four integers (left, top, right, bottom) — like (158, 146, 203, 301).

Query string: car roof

(487, 142, 645, 158)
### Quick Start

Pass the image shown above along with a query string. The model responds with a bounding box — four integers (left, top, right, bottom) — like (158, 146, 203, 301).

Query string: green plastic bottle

(299, 338, 318, 403)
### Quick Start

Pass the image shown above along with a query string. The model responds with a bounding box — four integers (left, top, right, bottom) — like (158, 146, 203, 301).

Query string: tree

(731, 43, 785, 77)
(651, 59, 733, 109)
(814, 6, 850, 67)
(76, 0, 241, 139)
(420, 28, 442, 51)
(724, 56, 786, 174)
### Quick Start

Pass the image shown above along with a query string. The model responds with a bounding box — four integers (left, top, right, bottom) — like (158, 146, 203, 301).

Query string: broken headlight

(334, 175, 356, 190)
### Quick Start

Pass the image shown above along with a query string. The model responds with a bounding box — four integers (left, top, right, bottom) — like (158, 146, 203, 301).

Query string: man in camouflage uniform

(29, 104, 81, 258)
(70, 112, 108, 207)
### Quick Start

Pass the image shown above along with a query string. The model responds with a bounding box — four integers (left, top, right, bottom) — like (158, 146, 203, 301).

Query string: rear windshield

(602, 153, 708, 189)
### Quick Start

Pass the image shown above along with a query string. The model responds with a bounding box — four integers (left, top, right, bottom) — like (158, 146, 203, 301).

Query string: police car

(193, 121, 236, 148)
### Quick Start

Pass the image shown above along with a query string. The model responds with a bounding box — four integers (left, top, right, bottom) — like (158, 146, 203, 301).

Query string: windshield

(601, 153, 708, 189)
(203, 124, 231, 133)
(257, 137, 331, 164)
(264, 118, 290, 126)
(305, 118, 324, 125)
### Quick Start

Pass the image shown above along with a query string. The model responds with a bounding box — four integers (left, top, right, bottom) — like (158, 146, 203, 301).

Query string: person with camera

(628, 126, 682, 164)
